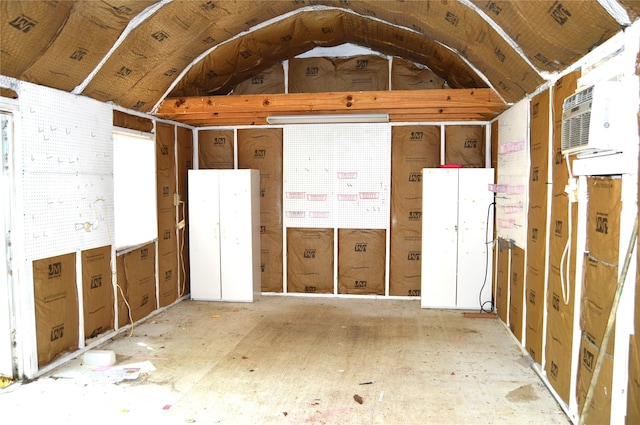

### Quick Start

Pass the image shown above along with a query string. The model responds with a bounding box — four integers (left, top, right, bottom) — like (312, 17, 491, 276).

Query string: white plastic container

(82, 349, 116, 367)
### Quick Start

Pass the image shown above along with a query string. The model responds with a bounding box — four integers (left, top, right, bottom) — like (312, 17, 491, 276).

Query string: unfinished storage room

(0, 1, 639, 424)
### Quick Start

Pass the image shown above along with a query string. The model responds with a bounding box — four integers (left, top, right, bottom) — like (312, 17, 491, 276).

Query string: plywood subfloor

(0, 296, 570, 424)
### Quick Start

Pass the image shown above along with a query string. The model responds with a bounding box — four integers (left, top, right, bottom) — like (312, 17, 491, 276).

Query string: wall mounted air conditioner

(561, 80, 628, 155)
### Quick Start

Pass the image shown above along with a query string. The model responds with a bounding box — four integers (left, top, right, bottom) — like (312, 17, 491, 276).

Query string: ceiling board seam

(71, 0, 172, 95)
(150, 4, 502, 113)
(111, 104, 195, 130)
(458, 0, 552, 82)
(598, 0, 632, 25)
(151, 5, 338, 113)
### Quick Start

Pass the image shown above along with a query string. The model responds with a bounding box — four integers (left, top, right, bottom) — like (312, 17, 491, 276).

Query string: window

(113, 130, 158, 251)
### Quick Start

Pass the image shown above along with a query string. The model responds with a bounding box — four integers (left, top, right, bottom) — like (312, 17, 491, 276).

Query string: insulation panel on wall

(238, 128, 284, 292)
(288, 56, 389, 93)
(81, 246, 114, 340)
(232, 63, 285, 95)
(119, 243, 157, 323)
(579, 173, 622, 423)
(545, 70, 580, 406)
(389, 126, 440, 297)
(509, 245, 525, 342)
(33, 253, 79, 367)
(287, 228, 334, 294)
(496, 240, 511, 324)
(444, 125, 486, 167)
(177, 126, 193, 297)
(338, 229, 386, 295)
(198, 129, 234, 169)
(526, 88, 551, 365)
(156, 123, 179, 306)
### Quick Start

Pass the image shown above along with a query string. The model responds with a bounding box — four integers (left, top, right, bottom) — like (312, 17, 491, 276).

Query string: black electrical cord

(479, 201, 496, 313)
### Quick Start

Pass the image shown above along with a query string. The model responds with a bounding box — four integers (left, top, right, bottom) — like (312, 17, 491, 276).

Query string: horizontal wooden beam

(162, 112, 495, 127)
(157, 107, 501, 123)
(155, 89, 508, 126)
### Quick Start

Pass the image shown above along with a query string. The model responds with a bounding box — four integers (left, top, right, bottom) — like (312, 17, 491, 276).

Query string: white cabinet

(188, 169, 261, 302)
(421, 168, 494, 309)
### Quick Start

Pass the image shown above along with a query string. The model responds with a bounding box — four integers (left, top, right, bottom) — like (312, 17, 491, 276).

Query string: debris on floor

(87, 360, 156, 384)
(0, 376, 15, 388)
(353, 394, 364, 404)
(82, 349, 116, 367)
(506, 383, 540, 403)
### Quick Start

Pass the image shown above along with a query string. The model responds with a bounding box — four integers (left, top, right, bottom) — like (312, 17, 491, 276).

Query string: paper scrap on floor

(87, 360, 156, 384)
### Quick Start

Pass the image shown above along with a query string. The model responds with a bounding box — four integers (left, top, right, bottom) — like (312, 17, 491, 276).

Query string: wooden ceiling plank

(159, 104, 503, 118)
(154, 89, 507, 126)
(158, 89, 505, 112)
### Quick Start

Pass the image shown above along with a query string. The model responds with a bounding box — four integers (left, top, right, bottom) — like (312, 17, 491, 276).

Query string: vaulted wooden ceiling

(1, 1, 638, 125)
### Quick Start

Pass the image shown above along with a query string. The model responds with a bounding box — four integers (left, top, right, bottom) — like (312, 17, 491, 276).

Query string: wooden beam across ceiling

(155, 89, 508, 126)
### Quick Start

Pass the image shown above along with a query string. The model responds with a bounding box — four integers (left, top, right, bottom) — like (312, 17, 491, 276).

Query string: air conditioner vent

(563, 86, 593, 109)
(561, 109, 591, 151)
(560, 81, 628, 156)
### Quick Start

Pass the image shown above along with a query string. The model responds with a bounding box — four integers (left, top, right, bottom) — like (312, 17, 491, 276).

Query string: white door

(188, 170, 222, 301)
(421, 169, 458, 308)
(457, 169, 494, 309)
(1, 111, 16, 378)
(219, 170, 258, 302)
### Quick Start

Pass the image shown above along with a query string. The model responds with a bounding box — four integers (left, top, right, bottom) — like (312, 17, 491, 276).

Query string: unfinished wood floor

(1, 296, 570, 424)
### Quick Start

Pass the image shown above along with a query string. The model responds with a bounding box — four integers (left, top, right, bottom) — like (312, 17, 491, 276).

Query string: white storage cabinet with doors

(188, 169, 261, 302)
(421, 168, 495, 309)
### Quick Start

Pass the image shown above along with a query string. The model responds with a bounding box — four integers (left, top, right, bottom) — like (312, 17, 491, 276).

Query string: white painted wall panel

(0, 111, 14, 378)
(496, 99, 529, 247)
(20, 85, 112, 176)
(283, 123, 390, 229)
(18, 82, 113, 260)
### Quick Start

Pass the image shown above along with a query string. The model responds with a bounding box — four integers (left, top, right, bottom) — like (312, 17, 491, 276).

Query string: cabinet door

(219, 170, 259, 301)
(421, 169, 458, 308)
(457, 169, 494, 309)
(188, 170, 222, 301)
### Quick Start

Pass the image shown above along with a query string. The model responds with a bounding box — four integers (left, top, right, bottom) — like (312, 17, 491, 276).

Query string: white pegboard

(18, 82, 114, 260)
(284, 123, 390, 229)
(495, 99, 529, 246)
(333, 125, 390, 228)
(284, 125, 334, 225)
(19, 83, 112, 176)
(21, 173, 114, 259)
